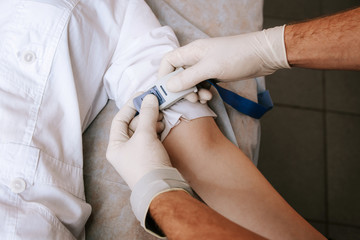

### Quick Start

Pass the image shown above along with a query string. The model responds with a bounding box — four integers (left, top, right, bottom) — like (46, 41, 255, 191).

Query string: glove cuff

(130, 167, 194, 238)
(263, 25, 291, 69)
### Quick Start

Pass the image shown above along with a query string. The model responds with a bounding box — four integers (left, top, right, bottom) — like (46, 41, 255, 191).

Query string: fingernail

(166, 78, 180, 92)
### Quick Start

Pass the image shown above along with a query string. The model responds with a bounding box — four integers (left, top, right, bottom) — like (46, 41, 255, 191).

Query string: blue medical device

(133, 68, 197, 112)
(134, 69, 273, 119)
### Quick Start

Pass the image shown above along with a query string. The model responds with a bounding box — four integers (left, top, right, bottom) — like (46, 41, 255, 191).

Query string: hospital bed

(83, 0, 264, 238)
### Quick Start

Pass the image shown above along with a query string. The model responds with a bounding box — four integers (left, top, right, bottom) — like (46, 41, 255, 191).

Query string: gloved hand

(106, 94, 172, 189)
(128, 111, 165, 137)
(159, 25, 290, 94)
(106, 94, 194, 238)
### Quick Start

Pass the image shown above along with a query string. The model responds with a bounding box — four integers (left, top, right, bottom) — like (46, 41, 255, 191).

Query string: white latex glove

(106, 94, 172, 189)
(107, 94, 194, 238)
(128, 111, 164, 137)
(159, 25, 290, 94)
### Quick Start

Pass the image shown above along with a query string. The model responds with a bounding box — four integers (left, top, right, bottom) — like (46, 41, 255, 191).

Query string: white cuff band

(130, 168, 194, 238)
(263, 25, 291, 69)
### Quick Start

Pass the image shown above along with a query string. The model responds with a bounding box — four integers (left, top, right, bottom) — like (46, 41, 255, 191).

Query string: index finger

(158, 42, 202, 78)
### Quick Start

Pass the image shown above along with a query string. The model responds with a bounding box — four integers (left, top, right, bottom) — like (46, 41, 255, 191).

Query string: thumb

(136, 94, 159, 133)
(166, 61, 212, 92)
(108, 102, 136, 143)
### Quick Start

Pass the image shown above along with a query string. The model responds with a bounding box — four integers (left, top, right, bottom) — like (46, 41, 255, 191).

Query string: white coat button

(10, 178, 26, 193)
(22, 51, 36, 64)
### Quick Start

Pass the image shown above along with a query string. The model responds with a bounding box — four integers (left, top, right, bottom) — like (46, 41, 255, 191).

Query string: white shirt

(0, 0, 214, 239)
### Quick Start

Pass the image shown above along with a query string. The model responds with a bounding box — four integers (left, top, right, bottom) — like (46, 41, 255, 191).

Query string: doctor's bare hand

(106, 94, 172, 189)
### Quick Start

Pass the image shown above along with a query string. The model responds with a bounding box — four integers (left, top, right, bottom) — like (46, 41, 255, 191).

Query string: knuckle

(191, 40, 206, 60)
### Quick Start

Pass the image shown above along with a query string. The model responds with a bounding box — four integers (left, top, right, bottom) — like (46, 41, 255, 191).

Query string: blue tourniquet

(207, 80, 273, 119)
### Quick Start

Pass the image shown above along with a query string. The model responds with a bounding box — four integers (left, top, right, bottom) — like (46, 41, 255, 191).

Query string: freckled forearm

(285, 7, 360, 70)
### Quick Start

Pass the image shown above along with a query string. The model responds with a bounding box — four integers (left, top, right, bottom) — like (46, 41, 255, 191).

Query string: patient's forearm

(285, 7, 360, 70)
(163, 117, 325, 240)
(149, 190, 266, 240)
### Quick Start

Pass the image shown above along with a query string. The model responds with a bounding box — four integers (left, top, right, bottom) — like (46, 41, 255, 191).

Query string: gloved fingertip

(156, 121, 165, 133)
(137, 94, 160, 132)
(128, 91, 145, 109)
(166, 77, 181, 92)
(141, 94, 159, 108)
(184, 92, 199, 103)
(199, 89, 213, 101)
(158, 65, 175, 79)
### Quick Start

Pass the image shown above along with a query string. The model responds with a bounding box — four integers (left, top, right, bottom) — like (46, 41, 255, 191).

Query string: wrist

(263, 25, 291, 70)
(127, 162, 173, 190)
(130, 167, 194, 238)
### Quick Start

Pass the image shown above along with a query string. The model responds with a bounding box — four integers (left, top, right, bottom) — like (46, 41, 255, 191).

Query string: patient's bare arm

(163, 117, 326, 240)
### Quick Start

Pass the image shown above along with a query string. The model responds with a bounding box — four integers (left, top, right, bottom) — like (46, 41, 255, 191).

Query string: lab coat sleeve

(103, 0, 216, 141)
(103, 0, 179, 108)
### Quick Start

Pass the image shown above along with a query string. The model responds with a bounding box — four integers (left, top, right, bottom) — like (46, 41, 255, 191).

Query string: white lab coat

(0, 0, 214, 238)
